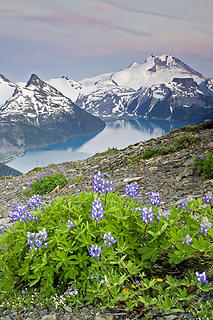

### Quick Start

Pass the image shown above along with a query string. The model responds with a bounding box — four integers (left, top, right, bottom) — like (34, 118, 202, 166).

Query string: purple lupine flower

(90, 273, 100, 279)
(67, 220, 75, 230)
(59, 169, 64, 174)
(26, 228, 47, 252)
(181, 195, 193, 210)
(29, 178, 33, 188)
(136, 207, 154, 225)
(89, 245, 102, 259)
(93, 171, 114, 194)
(9, 204, 28, 222)
(148, 192, 161, 206)
(125, 182, 139, 198)
(182, 234, 192, 246)
(105, 180, 114, 193)
(102, 232, 117, 247)
(200, 217, 212, 234)
(28, 195, 45, 210)
(202, 192, 212, 205)
(91, 198, 104, 222)
(195, 272, 208, 284)
(156, 209, 171, 222)
(0, 224, 6, 232)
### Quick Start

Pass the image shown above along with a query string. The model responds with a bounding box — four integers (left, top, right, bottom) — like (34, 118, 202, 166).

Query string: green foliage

(190, 298, 213, 320)
(23, 172, 68, 195)
(69, 175, 87, 185)
(193, 153, 213, 180)
(0, 176, 13, 180)
(173, 134, 197, 149)
(95, 147, 118, 157)
(0, 190, 212, 314)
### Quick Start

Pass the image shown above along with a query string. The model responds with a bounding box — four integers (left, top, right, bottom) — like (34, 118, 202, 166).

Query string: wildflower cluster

(200, 217, 212, 234)
(0, 170, 212, 314)
(182, 234, 192, 246)
(28, 169, 56, 187)
(102, 232, 117, 247)
(125, 182, 139, 198)
(156, 209, 171, 222)
(93, 171, 114, 194)
(149, 192, 161, 205)
(136, 206, 154, 224)
(26, 228, 47, 252)
(27, 195, 45, 210)
(90, 198, 104, 222)
(89, 245, 103, 259)
(195, 271, 208, 284)
(202, 191, 212, 205)
(181, 195, 194, 210)
(24, 169, 69, 196)
(9, 195, 44, 223)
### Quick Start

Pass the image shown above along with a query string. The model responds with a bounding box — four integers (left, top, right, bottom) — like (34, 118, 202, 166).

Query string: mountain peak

(26, 74, 44, 88)
(128, 62, 139, 69)
(26, 74, 65, 97)
(0, 74, 11, 83)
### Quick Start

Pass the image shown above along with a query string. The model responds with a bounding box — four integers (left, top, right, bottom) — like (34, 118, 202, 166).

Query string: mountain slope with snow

(0, 75, 17, 106)
(0, 74, 105, 158)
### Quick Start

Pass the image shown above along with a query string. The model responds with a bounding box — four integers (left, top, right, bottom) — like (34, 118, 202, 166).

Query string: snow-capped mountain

(46, 76, 82, 102)
(46, 54, 212, 122)
(0, 74, 105, 156)
(127, 78, 213, 122)
(0, 74, 17, 107)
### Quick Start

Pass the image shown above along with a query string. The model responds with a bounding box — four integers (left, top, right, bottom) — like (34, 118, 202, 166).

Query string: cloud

(101, 0, 193, 22)
(0, 7, 152, 38)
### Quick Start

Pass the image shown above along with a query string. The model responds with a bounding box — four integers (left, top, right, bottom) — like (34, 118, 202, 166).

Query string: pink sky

(0, 0, 212, 81)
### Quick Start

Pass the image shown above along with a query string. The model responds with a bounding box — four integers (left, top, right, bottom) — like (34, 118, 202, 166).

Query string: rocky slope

(0, 74, 105, 161)
(0, 121, 212, 222)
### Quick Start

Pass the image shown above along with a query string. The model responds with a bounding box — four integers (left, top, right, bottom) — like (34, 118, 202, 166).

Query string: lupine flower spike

(91, 198, 104, 222)
(89, 245, 102, 259)
(93, 171, 114, 194)
(125, 182, 139, 198)
(102, 232, 117, 247)
(195, 272, 208, 284)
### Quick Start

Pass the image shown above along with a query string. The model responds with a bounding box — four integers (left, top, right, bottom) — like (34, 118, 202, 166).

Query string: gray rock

(123, 176, 143, 183)
(39, 308, 49, 318)
(41, 314, 57, 320)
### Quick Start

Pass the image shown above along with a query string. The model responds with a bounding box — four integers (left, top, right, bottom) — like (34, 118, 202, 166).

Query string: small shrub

(173, 134, 197, 150)
(0, 176, 13, 180)
(23, 169, 68, 195)
(69, 175, 87, 185)
(193, 153, 213, 180)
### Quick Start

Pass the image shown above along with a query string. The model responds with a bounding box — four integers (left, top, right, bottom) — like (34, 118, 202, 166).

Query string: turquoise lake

(8, 118, 188, 173)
